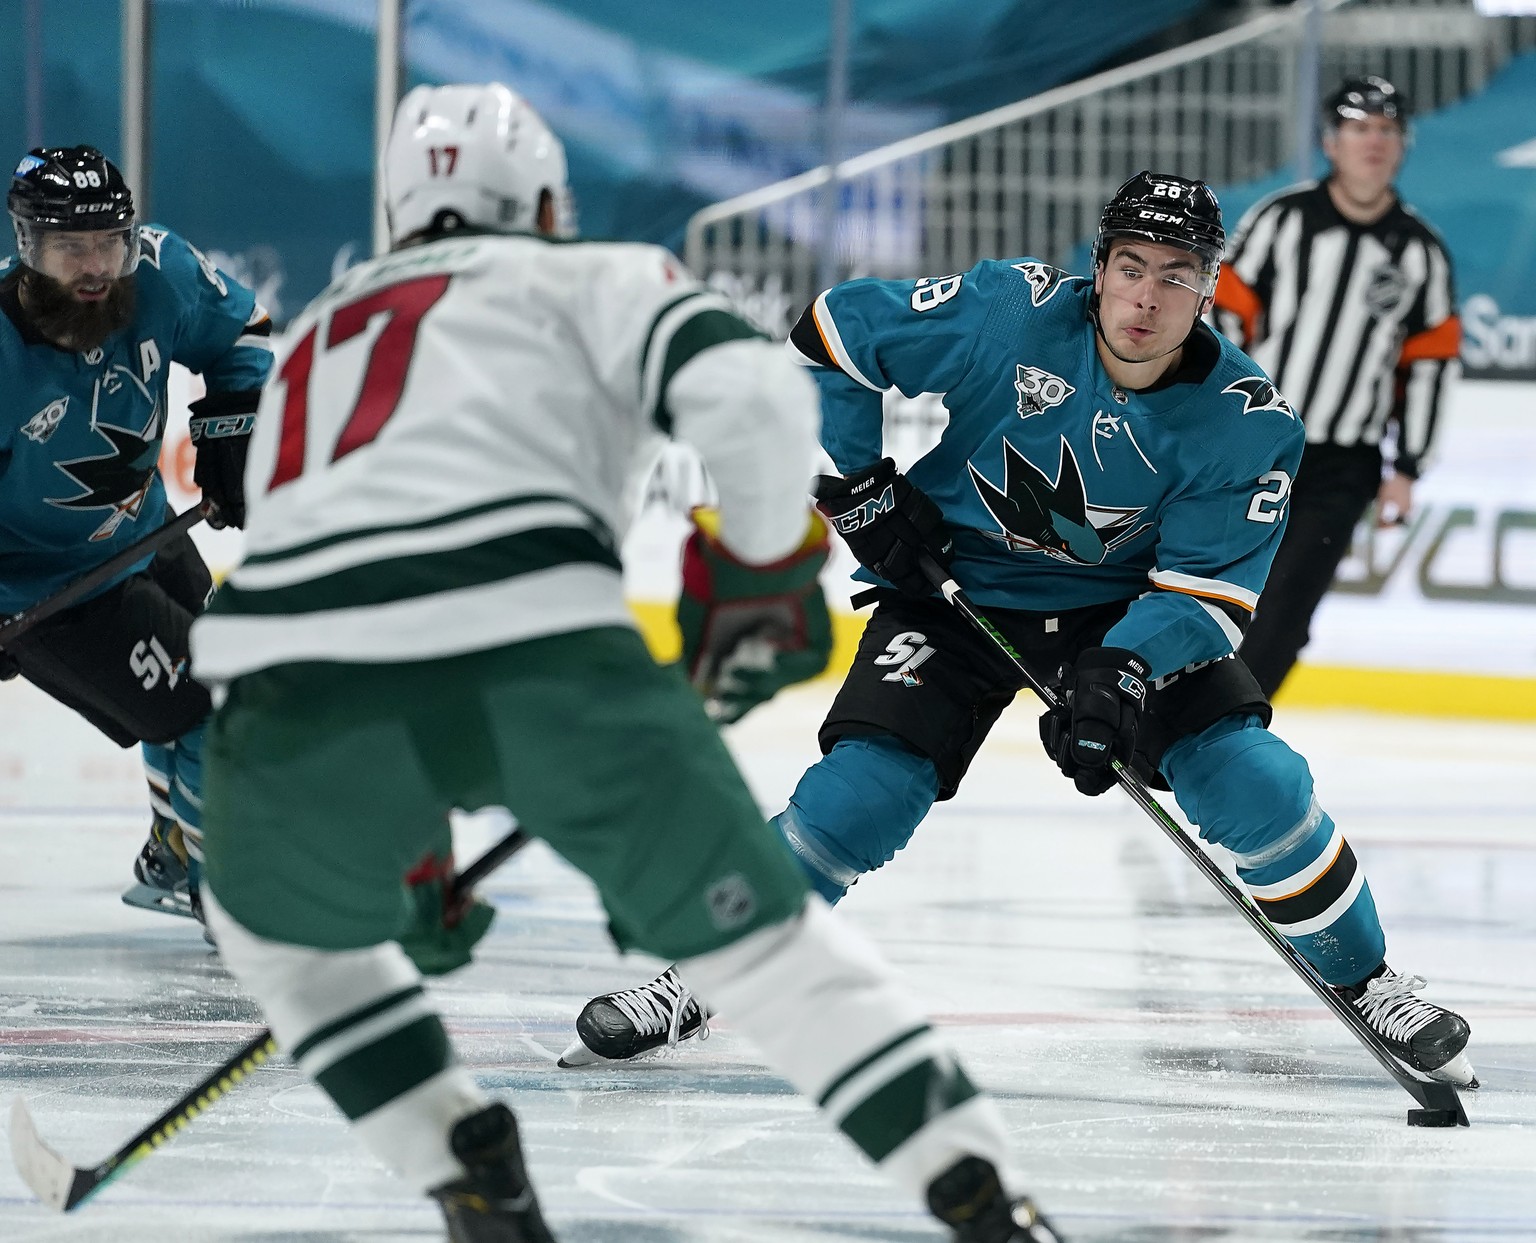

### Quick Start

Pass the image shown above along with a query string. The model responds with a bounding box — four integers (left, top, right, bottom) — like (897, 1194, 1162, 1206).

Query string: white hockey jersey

(191, 231, 819, 681)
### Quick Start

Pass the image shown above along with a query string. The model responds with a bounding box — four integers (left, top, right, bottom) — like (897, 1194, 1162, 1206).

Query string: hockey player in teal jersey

(0, 146, 272, 921)
(563, 171, 1476, 1097)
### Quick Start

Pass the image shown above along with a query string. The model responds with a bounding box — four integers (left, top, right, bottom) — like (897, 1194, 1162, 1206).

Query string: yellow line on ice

(627, 601, 1536, 723)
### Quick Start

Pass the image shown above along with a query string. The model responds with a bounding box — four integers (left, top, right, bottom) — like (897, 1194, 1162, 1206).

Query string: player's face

(1324, 116, 1404, 194)
(34, 229, 133, 301)
(1094, 241, 1208, 363)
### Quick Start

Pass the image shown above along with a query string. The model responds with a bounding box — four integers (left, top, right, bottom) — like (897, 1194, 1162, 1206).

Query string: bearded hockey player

(560, 172, 1476, 1105)
(0, 145, 271, 922)
(190, 83, 1064, 1243)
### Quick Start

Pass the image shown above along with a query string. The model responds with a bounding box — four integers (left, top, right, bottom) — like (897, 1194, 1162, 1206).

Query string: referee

(1211, 75, 1461, 698)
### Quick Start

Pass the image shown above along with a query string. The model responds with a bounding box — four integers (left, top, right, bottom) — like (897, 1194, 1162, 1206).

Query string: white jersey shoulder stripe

(1146, 568, 1259, 612)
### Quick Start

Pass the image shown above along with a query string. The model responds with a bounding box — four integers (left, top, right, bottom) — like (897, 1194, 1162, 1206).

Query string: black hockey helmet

(1323, 75, 1410, 130)
(8, 146, 139, 276)
(1093, 170, 1224, 295)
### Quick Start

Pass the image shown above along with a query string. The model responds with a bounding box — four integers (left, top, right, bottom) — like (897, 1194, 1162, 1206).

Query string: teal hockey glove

(399, 851, 496, 977)
(677, 508, 833, 725)
(1040, 646, 1150, 796)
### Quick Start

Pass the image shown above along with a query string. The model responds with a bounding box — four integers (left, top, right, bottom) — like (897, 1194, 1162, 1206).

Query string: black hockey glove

(1039, 646, 1150, 796)
(812, 458, 953, 597)
(188, 389, 260, 530)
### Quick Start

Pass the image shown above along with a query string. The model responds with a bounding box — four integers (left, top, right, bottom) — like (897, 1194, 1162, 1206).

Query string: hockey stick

(915, 553, 1469, 1126)
(10, 824, 534, 1212)
(0, 507, 206, 650)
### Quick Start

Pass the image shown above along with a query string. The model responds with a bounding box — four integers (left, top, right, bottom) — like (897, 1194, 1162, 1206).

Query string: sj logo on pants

(875, 631, 936, 688)
(130, 635, 182, 690)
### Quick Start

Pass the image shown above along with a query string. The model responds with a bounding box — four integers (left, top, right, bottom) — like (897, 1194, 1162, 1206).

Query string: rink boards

(156, 370, 1536, 720)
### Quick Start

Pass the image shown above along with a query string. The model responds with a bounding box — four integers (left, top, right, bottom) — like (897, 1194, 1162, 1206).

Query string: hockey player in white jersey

(190, 84, 1063, 1243)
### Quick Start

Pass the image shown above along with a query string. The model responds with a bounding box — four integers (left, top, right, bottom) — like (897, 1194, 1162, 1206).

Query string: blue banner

(3, 0, 1201, 322)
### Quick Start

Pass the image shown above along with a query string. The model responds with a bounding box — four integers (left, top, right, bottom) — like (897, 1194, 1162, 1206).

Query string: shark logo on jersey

(137, 226, 167, 270)
(21, 398, 69, 444)
(969, 437, 1150, 565)
(47, 401, 164, 541)
(1223, 376, 1296, 419)
(1011, 261, 1071, 307)
(1014, 365, 1075, 417)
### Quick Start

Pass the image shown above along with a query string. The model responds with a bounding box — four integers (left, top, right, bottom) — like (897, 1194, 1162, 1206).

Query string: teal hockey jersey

(0, 226, 272, 614)
(789, 258, 1304, 679)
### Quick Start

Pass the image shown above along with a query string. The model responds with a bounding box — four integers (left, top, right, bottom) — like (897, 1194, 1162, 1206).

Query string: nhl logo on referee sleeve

(1223, 376, 1295, 419)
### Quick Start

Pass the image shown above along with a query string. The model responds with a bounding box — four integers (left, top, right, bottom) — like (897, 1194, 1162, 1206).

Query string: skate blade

(120, 881, 196, 921)
(557, 1033, 709, 1068)
(1428, 1051, 1478, 1089)
(557, 1039, 625, 1068)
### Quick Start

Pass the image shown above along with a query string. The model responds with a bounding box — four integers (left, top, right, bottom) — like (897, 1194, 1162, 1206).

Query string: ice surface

(2, 673, 1534, 1241)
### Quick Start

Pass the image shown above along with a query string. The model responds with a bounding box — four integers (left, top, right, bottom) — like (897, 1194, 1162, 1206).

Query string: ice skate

(429, 1102, 557, 1243)
(927, 1155, 1065, 1242)
(557, 966, 710, 1067)
(1337, 966, 1477, 1088)
(120, 814, 197, 920)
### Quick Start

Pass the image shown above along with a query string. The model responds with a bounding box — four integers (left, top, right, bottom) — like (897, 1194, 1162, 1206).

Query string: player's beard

(20, 271, 137, 353)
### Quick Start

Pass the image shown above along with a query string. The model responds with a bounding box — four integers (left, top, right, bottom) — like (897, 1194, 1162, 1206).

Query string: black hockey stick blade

(9, 824, 532, 1211)
(0, 507, 205, 650)
(913, 554, 1471, 1124)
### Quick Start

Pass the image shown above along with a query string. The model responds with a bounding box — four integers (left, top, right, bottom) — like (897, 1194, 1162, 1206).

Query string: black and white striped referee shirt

(1211, 180, 1460, 478)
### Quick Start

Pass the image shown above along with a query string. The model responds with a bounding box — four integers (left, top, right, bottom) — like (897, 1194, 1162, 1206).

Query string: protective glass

(1103, 250, 1217, 300)
(10, 216, 141, 281)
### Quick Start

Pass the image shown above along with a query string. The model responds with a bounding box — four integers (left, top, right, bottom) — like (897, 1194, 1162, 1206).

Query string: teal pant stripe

(314, 1013, 454, 1121)
(289, 984, 424, 1063)
(838, 1057, 980, 1164)
(816, 1023, 930, 1108)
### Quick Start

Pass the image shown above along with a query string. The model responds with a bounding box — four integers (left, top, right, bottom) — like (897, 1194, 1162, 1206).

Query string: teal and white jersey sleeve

(787, 260, 1012, 472)
(1104, 396, 1304, 677)
(140, 226, 273, 393)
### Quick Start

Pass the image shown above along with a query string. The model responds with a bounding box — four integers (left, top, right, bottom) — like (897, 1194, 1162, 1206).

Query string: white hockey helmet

(383, 83, 575, 245)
